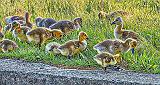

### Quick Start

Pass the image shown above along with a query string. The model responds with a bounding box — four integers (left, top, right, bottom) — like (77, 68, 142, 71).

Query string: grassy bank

(0, 0, 160, 73)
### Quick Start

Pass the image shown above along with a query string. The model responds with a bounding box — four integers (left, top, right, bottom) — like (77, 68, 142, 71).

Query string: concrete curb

(0, 59, 159, 85)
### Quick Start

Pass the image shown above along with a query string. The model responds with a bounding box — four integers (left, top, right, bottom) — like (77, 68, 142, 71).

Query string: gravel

(0, 59, 159, 85)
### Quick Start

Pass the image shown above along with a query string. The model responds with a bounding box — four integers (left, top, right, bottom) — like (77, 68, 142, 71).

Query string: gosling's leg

(131, 48, 135, 54)
(68, 50, 72, 59)
(103, 67, 107, 72)
(67, 55, 72, 60)
(38, 35, 43, 49)
(26, 40, 30, 45)
(37, 43, 41, 49)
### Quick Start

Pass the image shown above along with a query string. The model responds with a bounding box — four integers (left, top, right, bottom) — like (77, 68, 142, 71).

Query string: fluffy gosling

(50, 31, 88, 59)
(93, 38, 137, 54)
(73, 17, 82, 30)
(94, 52, 122, 71)
(111, 17, 142, 54)
(11, 21, 31, 42)
(35, 17, 56, 28)
(0, 39, 18, 53)
(26, 28, 63, 47)
(49, 17, 82, 34)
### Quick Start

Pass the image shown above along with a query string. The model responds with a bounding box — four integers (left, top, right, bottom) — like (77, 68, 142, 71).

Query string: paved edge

(0, 59, 159, 85)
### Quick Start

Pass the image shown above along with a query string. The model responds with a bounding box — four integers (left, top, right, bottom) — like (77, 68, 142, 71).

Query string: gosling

(50, 31, 88, 59)
(94, 52, 122, 71)
(0, 39, 18, 53)
(111, 17, 142, 54)
(11, 21, 31, 42)
(49, 17, 82, 34)
(93, 38, 137, 54)
(26, 28, 63, 47)
(35, 17, 56, 28)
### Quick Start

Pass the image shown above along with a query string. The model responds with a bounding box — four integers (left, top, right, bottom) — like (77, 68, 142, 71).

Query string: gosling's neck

(46, 30, 53, 38)
(74, 22, 81, 30)
(25, 12, 29, 24)
(114, 23, 124, 39)
(114, 23, 123, 33)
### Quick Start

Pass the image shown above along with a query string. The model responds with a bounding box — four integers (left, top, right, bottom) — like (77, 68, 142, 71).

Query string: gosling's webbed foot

(26, 41, 30, 45)
(112, 66, 122, 71)
(103, 67, 107, 72)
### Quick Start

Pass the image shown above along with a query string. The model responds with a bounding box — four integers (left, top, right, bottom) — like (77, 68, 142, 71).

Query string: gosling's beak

(49, 49, 53, 51)
(116, 50, 121, 54)
(111, 21, 116, 25)
(58, 47, 62, 50)
(86, 37, 89, 40)
(118, 50, 121, 53)
(60, 34, 63, 38)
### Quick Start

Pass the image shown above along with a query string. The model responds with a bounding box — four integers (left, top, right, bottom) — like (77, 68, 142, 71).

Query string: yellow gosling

(11, 21, 31, 42)
(52, 31, 89, 59)
(26, 27, 63, 47)
(94, 52, 122, 71)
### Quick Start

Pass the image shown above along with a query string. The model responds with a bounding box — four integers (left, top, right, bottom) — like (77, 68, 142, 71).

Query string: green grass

(0, 0, 160, 73)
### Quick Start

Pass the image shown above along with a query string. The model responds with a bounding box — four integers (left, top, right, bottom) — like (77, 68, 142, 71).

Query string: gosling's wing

(60, 20, 75, 29)
(44, 18, 56, 28)
(93, 40, 112, 50)
(105, 56, 113, 63)
(27, 28, 45, 35)
(123, 30, 146, 44)
(49, 22, 61, 29)
(122, 30, 138, 40)
(59, 40, 75, 49)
